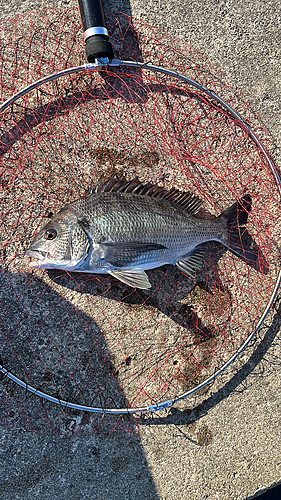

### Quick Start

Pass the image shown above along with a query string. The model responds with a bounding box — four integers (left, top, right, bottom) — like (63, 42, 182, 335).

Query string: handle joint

(83, 26, 108, 41)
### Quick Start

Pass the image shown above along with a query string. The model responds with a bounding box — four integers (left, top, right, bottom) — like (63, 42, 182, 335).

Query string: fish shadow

(46, 235, 268, 346)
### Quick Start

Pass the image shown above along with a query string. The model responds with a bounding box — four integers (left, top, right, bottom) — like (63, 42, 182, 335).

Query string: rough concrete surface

(0, 0, 280, 499)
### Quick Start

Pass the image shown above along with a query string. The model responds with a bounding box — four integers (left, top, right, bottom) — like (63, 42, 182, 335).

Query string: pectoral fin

(101, 242, 167, 267)
(108, 268, 151, 289)
(176, 247, 207, 279)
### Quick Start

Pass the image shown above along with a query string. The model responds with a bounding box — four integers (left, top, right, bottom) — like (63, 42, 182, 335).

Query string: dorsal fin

(94, 176, 203, 214)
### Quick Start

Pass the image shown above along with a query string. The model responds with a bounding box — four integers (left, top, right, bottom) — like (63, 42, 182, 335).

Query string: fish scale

(76, 192, 217, 251)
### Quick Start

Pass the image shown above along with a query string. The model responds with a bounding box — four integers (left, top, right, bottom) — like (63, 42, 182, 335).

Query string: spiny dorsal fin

(94, 176, 203, 215)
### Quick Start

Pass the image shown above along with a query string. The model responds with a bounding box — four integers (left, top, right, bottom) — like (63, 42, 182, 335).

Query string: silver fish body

(26, 177, 256, 288)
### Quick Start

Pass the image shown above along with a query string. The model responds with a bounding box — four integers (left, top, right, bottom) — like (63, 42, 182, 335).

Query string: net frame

(0, 9, 280, 424)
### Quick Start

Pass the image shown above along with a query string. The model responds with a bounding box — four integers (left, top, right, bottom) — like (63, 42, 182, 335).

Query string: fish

(25, 176, 258, 289)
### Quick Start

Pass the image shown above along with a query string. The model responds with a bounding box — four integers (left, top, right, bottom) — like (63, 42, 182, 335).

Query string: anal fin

(108, 268, 151, 289)
(176, 247, 207, 279)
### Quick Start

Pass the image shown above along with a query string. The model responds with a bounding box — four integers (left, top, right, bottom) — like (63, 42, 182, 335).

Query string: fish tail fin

(218, 194, 258, 261)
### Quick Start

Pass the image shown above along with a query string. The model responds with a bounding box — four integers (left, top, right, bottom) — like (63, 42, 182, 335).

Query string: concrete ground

(0, 0, 280, 499)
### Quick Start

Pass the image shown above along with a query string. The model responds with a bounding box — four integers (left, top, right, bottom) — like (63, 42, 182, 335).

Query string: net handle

(77, 0, 114, 61)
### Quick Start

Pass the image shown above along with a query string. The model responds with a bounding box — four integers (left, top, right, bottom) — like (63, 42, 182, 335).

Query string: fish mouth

(25, 249, 48, 269)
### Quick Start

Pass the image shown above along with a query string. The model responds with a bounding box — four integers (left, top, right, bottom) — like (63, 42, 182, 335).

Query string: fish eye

(45, 229, 57, 240)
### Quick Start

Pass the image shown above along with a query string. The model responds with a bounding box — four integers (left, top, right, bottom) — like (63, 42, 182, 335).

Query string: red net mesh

(0, 8, 280, 434)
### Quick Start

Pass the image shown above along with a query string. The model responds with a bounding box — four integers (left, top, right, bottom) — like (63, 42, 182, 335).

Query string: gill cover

(26, 215, 91, 270)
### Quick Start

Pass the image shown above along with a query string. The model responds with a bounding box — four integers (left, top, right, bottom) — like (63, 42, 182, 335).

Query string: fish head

(25, 207, 90, 271)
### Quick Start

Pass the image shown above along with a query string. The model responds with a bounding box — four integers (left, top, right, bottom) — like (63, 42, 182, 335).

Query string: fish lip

(25, 249, 49, 269)
(25, 249, 48, 260)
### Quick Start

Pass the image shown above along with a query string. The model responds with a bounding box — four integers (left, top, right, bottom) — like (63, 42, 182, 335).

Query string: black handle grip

(78, 0, 114, 62)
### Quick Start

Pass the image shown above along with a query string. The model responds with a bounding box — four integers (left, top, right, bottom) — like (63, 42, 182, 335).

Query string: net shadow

(138, 297, 281, 429)
(0, 269, 140, 434)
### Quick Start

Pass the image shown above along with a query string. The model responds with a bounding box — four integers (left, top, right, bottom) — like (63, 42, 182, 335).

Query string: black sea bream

(25, 177, 257, 289)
